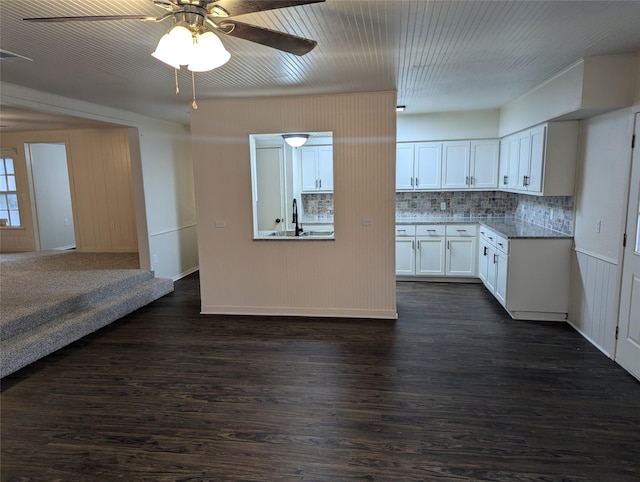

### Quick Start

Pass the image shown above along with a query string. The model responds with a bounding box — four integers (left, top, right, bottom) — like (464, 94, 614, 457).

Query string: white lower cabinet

(395, 225, 416, 275)
(396, 224, 476, 277)
(445, 225, 477, 276)
(416, 225, 446, 275)
(478, 224, 571, 321)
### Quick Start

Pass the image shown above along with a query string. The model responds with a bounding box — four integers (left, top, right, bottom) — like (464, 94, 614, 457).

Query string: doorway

(616, 112, 640, 380)
(26, 142, 76, 251)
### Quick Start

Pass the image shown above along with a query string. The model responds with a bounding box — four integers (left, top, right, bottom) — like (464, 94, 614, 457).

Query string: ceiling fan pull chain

(191, 71, 198, 110)
(174, 68, 180, 95)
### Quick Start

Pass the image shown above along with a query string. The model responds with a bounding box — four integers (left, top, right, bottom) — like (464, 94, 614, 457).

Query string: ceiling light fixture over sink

(23, 0, 325, 108)
(282, 134, 310, 147)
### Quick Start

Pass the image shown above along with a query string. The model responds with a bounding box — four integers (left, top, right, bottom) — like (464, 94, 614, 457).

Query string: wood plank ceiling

(1, 0, 640, 127)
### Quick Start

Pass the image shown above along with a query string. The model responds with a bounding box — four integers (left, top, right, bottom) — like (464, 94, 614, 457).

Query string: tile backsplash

(303, 191, 574, 235)
(396, 191, 574, 235)
(301, 193, 334, 223)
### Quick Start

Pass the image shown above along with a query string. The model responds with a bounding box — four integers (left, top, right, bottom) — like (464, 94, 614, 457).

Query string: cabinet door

(395, 237, 415, 275)
(396, 144, 415, 190)
(527, 125, 545, 193)
(470, 140, 499, 189)
(507, 135, 520, 190)
(416, 237, 446, 275)
(478, 239, 490, 283)
(485, 245, 497, 292)
(495, 251, 508, 306)
(301, 147, 319, 191)
(441, 141, 470, 189)
(414, 142, 441, 190)
(446, 237, 477, 276)
(498, 138, 510, 189)
(317, 146, 333, 191)
(517, 132, 531, 191)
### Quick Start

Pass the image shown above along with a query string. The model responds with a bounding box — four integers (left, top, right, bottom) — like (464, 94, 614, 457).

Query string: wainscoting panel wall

(569, 249, 619, 357)
(191, 91, 397, 319)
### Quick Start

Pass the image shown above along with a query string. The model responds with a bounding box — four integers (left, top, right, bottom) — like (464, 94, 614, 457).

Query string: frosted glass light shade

(152, 25, 194, 68)
(283, 134, 310, 147)
(187, 32, 231, 72)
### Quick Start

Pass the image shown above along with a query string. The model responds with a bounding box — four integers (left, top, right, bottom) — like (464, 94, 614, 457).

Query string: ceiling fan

(23, 0, 325, 57)
(24, 0, 325, 108)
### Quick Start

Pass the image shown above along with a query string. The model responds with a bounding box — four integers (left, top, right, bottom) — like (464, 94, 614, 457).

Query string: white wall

(191, 92, 397, 319)
(569, 107, 636, 355)
(397, 110, 499, 142)
(500, 55, 636, 136)
(0, 82, 197, 280)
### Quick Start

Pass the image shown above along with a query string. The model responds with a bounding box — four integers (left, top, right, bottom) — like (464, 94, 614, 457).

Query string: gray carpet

(1, 250, 174, 377)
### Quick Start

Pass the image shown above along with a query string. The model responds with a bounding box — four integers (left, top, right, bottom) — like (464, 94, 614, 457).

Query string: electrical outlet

(549, 209, 554, 220)
(110, 221, 116, 230)
(440, 202, 447, 211)
(152, 253, 159, 264)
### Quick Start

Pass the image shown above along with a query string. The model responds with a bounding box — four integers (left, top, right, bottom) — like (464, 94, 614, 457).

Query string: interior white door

(28, 143, 76, 251)
(256, 147, 284, 232)
(616, 113, 640, 380)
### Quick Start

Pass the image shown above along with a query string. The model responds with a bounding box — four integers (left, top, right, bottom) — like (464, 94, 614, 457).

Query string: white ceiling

(1, 0, 640, 130)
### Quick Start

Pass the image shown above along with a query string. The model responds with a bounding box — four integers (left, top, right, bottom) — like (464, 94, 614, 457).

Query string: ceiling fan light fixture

(283, 134, 310, 147)
(187, 31, 231, 72)
(152, 24, 194, 68)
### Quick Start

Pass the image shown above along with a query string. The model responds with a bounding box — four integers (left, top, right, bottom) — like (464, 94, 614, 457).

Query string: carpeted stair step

(1, 277, 174, 378)
(1, 270, 154, 342)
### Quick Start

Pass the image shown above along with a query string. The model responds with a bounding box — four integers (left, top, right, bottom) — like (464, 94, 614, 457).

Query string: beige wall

(1, 127, 138, 253)
(191, 91, 397, 318)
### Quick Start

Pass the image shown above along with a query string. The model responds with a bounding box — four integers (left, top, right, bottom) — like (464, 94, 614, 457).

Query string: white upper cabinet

(442, 140, 498, 190)
(397, 139, 498, 192)
(499, 121, 579, 196)
(414, 142, 442, 190)
(396, 143, 415, 190)
(470, 140, 499, 189)
(301, 145, 333, 192)
(441, 141, 470, 189)
(396, 142, 442, 190)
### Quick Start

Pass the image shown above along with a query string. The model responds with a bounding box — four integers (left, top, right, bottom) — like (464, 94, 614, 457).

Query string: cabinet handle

(411, 177, 414, 187)
(415, 178, 419, 187)
(427, 229, 437, 233)
(465, 176, 470, 185)
(416, 240, 419, 250)
(498, 242, 504, 248)
(488, 236, 494, 241)
(457, 229, 467, 232)
(412, 240, 415, 249)
(493, 254, 497, 264)
(319, 179, 322, 189)
(447, 240, 450, 250)
(503, 175, 508, 185)
(483, 246, 488, 256)
(470, 176, 475, 185)
(523, 175, 529, 187)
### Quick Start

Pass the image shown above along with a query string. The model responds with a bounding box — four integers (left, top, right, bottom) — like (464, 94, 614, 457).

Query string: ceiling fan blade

(217, 20, 317, 56)
(208, 0, 325, 18)
(23, 15, 159, 23)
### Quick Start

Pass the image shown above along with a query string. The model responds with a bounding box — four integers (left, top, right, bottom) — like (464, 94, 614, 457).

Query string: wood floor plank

(2, 274, 639, 481)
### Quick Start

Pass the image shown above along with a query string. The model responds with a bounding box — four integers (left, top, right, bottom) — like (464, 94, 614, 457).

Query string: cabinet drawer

(445, 224, 476, 237)
(395, 225, 416, 236)
(496, 234, 509, 254)
(416, 225, 445, 236)
(480, 227, 497, 247)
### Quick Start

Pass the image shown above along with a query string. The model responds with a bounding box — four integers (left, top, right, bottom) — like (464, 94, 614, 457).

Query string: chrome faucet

(292, 198, 303, 236)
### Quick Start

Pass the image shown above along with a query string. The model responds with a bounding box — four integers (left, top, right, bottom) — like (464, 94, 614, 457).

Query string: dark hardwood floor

(2, 273, 639, 481)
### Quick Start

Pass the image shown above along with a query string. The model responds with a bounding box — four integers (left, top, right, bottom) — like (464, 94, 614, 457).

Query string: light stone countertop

(395, 216, 572, 239)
